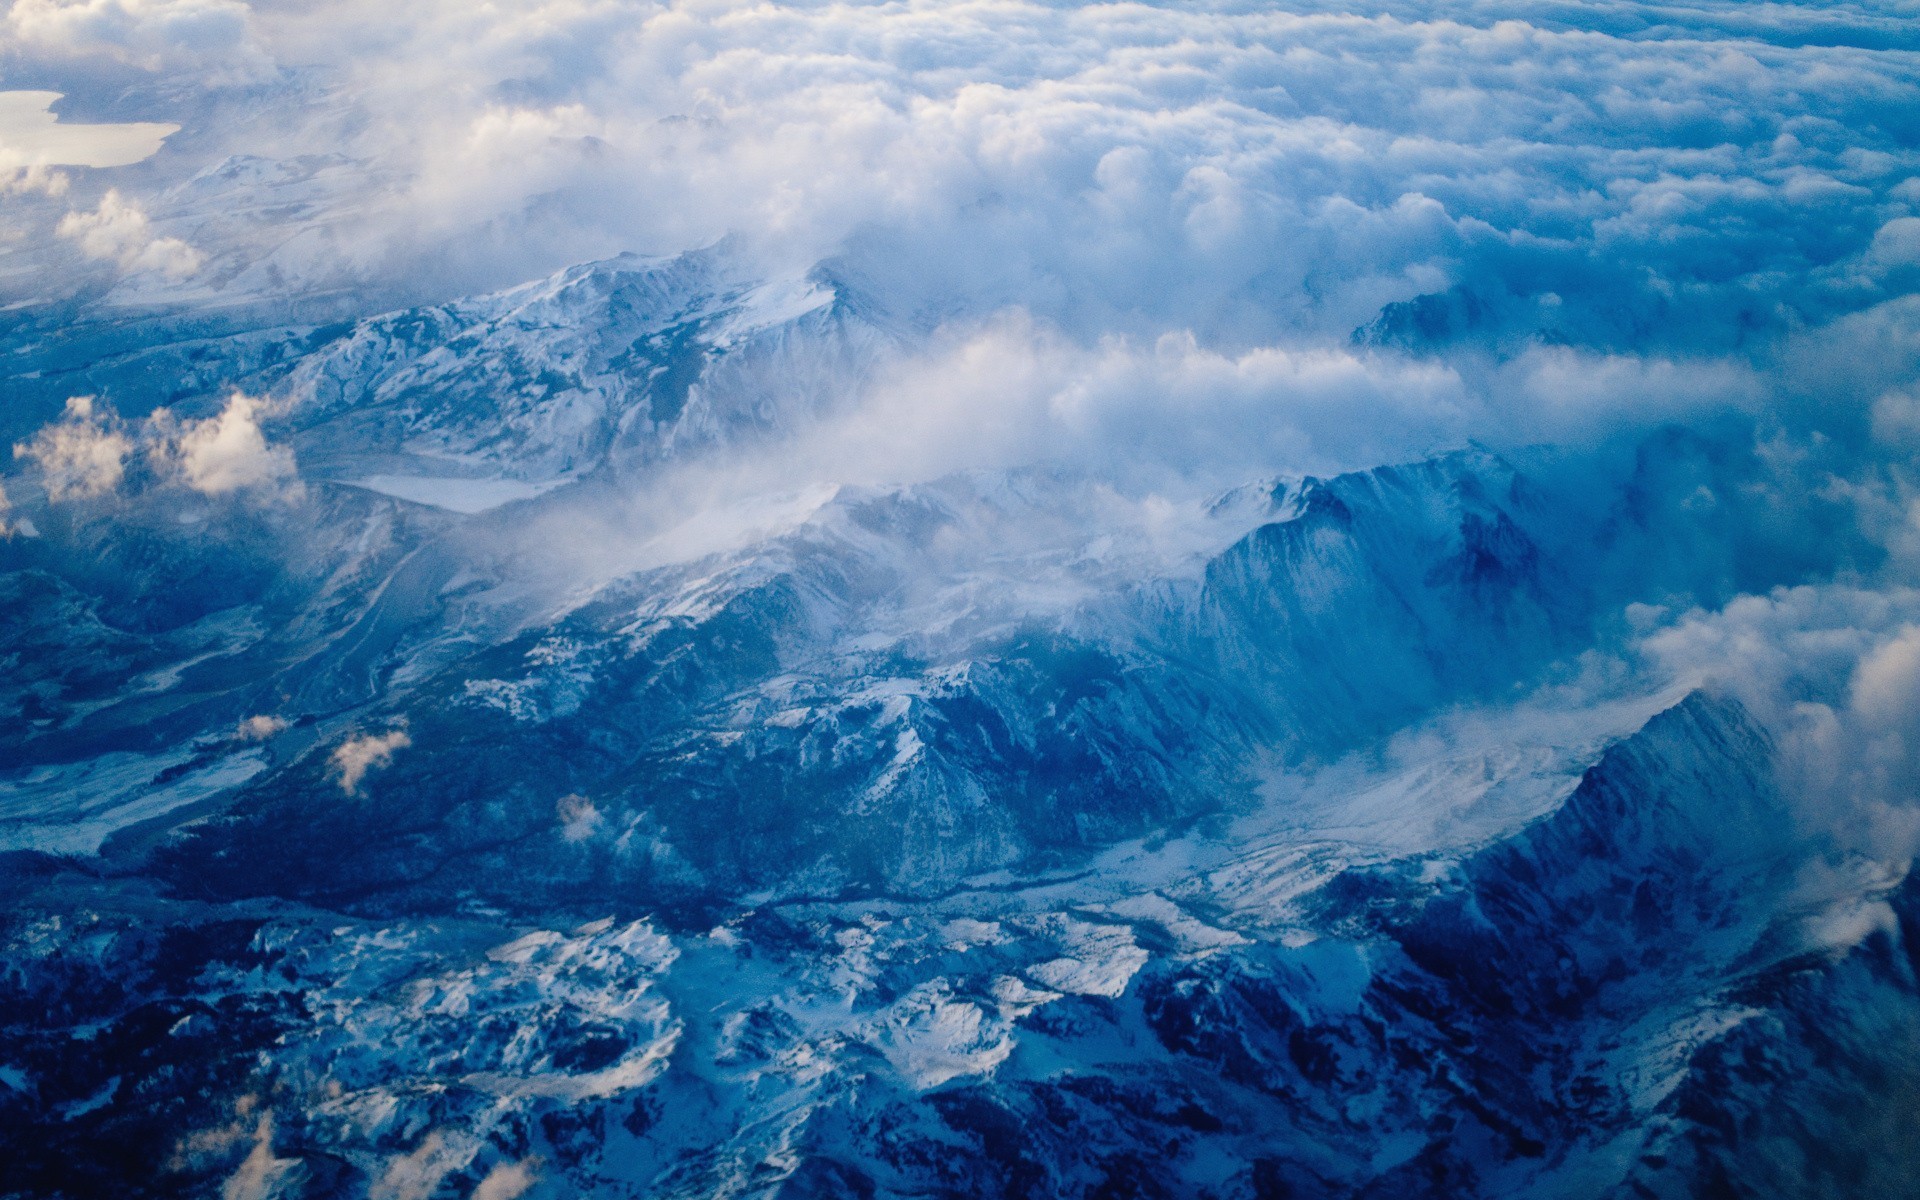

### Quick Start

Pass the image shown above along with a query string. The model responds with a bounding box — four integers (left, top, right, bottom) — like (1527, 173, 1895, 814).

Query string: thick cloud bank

(0, 1, 1913, 483)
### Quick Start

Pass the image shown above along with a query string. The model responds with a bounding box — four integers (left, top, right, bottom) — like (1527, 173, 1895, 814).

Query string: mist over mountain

(3, 2, 1920, 1198)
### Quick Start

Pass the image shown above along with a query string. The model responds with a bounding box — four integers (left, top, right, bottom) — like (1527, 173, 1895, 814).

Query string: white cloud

(57, 188, 202, 279)
(1851, 625, 1920, 729)
(1868, 217, 1920, 270)
(161, 391, 298, 496)
(4, 0, 269, 78)
(369, 1132, 451, 1200)
(217, 1115, 296, 1200)
(0, 0, 1911, 488)
(471, 1160, 538, 1200)
(557, 793, 604, 844)
(0, 164, 70, 197)
(1638, 585, 1920, 865)
(330, 729, 410, 796)
(12, 395, 133, 501)
(235, 714, 287, 741)
(11, 390, 301, 505)
(1, 0, 1882, 361)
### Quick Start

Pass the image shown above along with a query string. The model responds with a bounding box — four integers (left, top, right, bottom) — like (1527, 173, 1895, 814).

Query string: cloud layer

(242, 0, 1920, 351)
(2, 0, 1911, 350)
(0, 0, 1907, 507)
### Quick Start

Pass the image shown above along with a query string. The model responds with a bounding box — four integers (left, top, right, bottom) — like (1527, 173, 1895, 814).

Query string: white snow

(0, 91, 177, 168)
(345, 474, 569, 513)
(0, 749, 267, 855)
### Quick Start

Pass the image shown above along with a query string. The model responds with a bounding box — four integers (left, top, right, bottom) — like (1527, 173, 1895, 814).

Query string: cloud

(0, 0, 1913, 498)
(0, 0, 1894, 358)
(156, 0, 1901, 357)
(1868, 217, 1920, 271)
(12, 395, 133, 501)
(330, 728, 410, 796)
(556, 794, 604, 844)
(369, 1133, 451, 1200)
(471, 1160, 538, 1200)
(1850, 624, 1920, 729)
(217, 1115, 296, 1200)
(10, 391, 301, 504)
(4, 0, 269, 79)
(235, 714, 287, 741)
(57, 189, 202, 279)
(597, 313, 1761, 509)
(160, 391, 298, 496)
(1638, 585, 1920, 866)
(0, 164, 70, 197)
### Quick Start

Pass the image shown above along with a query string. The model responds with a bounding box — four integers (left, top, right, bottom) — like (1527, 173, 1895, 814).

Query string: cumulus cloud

(1850, 624, 1920, 730)
(0, 164, 70, 197)
(235, 714, 287, 741)
(10, 391, 301, 504)
(0, 0, 1877, 529)
(170, 0, 1903, 358)
(330, 729, 409, 796)
(157, 391, 299, 496)
(57, 189, 202, 279)
(0, 0, 1889, 359)
(1, 0, 1913, 475)
(13, 395, 133, 501)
